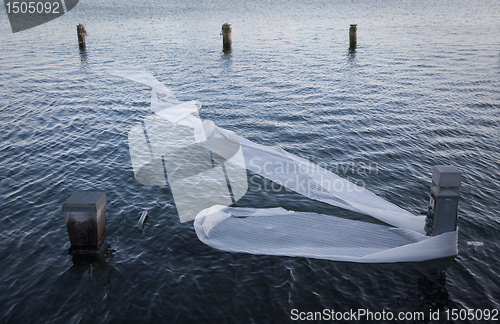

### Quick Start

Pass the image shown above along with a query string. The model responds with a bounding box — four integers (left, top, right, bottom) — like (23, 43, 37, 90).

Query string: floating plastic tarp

(107, 66, 458, 263)
(194, 206, 458, 263)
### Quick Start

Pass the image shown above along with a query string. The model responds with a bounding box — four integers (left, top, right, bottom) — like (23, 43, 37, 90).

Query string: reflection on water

(69, 243, 115, 274)
(79, 48, 88, 67)
(416, 258, 459, 319)
(348, 47, 356, 58)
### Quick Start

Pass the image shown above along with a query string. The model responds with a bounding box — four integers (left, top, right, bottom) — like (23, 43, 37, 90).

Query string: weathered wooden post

(349, 24, 357, 49)
(63, 191, 106, 253)
(221, 23, 232, 51)
(77, 23, 87, 50)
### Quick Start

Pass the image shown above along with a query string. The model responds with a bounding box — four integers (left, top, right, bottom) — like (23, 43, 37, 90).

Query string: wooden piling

(77, 23, 87, 50)
(221, 23, 232, 50)
(349, 24, 357, 48)
(63, 191, 106, 254)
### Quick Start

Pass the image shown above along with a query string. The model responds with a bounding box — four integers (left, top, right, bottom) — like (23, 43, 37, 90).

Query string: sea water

(1, 0, 499, 322)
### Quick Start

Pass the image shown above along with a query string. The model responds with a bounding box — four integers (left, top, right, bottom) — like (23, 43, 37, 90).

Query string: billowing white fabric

(194, 206, 458, 263)
(108, 66, 458, 263)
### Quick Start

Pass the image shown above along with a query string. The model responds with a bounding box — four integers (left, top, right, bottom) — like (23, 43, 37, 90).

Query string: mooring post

(63, 191, 106, 253)
(424, 166, 462, 236)
(349, 24, 357, 49)
(221, 23, 232, 50)
(77, 23, 87, 50)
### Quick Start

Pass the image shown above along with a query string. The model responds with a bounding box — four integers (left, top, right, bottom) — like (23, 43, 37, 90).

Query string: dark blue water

(1, 0, 499, 322)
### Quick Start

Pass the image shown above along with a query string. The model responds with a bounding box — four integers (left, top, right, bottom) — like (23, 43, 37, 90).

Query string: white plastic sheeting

(194, 206, 458, 263)
(108, 66, 458, 263)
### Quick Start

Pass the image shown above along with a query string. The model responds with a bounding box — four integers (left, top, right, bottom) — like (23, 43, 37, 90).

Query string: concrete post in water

(425, 165, 462, 236)
(63, 191, 106, 253)
(349, 24, 357, 49)
(221, 23, 232, 51)
(77, 23, 87, 50)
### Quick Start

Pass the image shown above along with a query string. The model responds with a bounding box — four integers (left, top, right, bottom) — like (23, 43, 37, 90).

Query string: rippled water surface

(1, 0, 500, 322)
